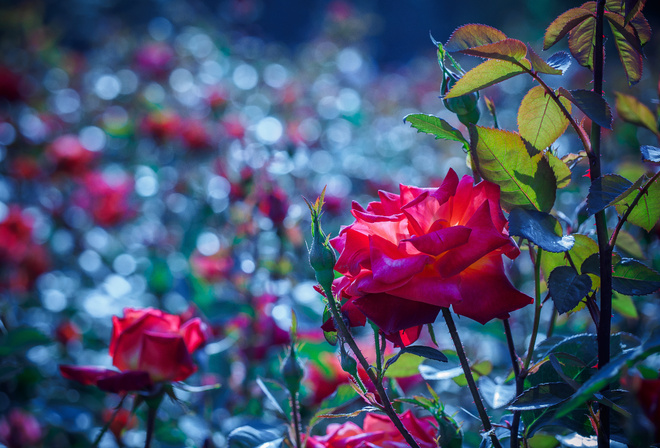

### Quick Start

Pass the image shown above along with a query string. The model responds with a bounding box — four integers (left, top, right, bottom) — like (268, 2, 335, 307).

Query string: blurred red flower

(74, 171, 134, 226)
(0, 409, 42, 448)
(330, 169, 532, 345)
(46, 134, 95, 175)
(306, 410, 438, 448)
(60, 308, 210, 393)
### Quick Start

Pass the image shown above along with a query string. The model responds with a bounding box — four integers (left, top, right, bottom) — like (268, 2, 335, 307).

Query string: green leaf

(586, 174, 641, 216)
(256, 378, 288, 421)
(383, 353, 424, 378)
(527, 46, 563, 75)
(508, 382, 576, 411)
(548, 266, 592, 314)
(568, 14, 597, 70)
(383, 346, 447, 378)
(612, 291, 638, 319)
(615, 92, 659, 134)
(508, 208, 575, 252)
(541, 234, 598, 283)
(308, 384, 358, 429)
(641, 145, 660, 163)
(614, 174, 660, 231)
(322, 306, 338, 346)
(518, 86, 571, 151)
(544, 7, 594, 50)
(557, 88, 612, 129)
(614, 228, 644, 259)
(0, 328, 50, 356)
(444, 59, 530, 99)
(400, 345, 449, 363)
(468, 126, 557, 212)
(606, 11, 643, 86)
(612, 258, 660, 295)
(445, 24, 507, 51)
(460, 38, 528, 63)
(547, 152, 572, 188)
(403, 114, 469, 150)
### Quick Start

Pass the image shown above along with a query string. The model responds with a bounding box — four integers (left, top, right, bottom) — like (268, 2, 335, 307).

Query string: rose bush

(60, 308, 209, 393)
(305, 410, 438, 448)
(330, 168, 532, 345)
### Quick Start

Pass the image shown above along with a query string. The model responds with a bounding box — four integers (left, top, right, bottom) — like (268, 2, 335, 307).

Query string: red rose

(74, 171, 134, 227)
(60, 308, 209, 393)
(330, 169, 532, 345)
(0, 409, 42, 448)
(46, 134, 95, 175)
(306, 410, 438, 448)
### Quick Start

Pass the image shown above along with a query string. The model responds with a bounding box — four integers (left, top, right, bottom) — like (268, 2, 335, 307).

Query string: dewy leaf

(612, 258, 660, 295)
(507, 382, 576, 411)
(586, 174, 636, 216)
(518, 86, 571, 151)
(615, 92, 659, 134)
(547, 51, 573, 73)
(614, 174, 660, 232)
(478, 376, 517, 409)
(641, 145, 660, 163)
(541, 234, 598, 283)
(606, 12, 644, 86)
(568, 14, 598, 70)
(557, 88, 613, 129)
(468, 126, 557, 212)
(460, 38, 528, 63)
(548, 266, 593, 314)
(544, 7, 594, 50)
(403, 114, 469, 150)
(527, 46, 563, 75)
(444, 59, 530, 99)
(508, 208, 575, 252)
(445, 24, 507, 51)
(547, 152, 573, 188)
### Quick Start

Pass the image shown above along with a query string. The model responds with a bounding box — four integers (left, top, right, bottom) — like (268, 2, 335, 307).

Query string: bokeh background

(1, 0, 660, 447)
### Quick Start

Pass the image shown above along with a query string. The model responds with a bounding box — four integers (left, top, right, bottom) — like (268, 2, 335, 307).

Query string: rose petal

(110, 309, 181, 358)
(451, 253, 533, 324)
(352, 293, 440, 335)
(404, 225, 471, 256)
(320, 299, 366, 332)
(138, 331, 196, 382)
(180, 318, 209, 353)
(382, 325, 424, 347)
(333, 228, 371, 276)
(384, 267, 461, 306)
(430, 168, 460, 206)
(60, 365, 118, 386)
(370, 235, 429, 284)
(96, 370, 153, 393)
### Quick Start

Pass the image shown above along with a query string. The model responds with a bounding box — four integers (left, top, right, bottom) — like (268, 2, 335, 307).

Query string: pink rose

(60, 308, 209, 393)
(330, 169, 532, 345)
(306, 410, 438, 448)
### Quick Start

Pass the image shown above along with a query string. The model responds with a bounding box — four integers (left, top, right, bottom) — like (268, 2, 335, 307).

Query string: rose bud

(442, 72, 480, 126)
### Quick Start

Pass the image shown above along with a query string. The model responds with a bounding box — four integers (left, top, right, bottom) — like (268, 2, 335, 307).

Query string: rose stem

(144, 404, 157, 448)
(92, 395, 127, 447)
(290, 393, 303, 448)
(523, 246, 543, 371)
(503, 318, 522, 447)
(441, 307, 502, 448)
(323, 286, 422, 448)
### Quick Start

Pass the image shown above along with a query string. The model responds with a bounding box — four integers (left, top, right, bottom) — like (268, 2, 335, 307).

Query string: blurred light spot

(94, 75, 121, 100)
(189, 34, 214, 59)
(255, 116, 282, 144)
(79, 126, 106, 152)
(317, 96, 339, 120)
(19, 113, 47, 143)
(337, 48, 363, 73)
(240, 258, 255, 274)
(113, 253, 137, 276)
(85, 227, 110, 251)
(75, 413, 92, 431)
(170, 68, 194, 93)
(267, 151, 293, 175)
(44, 68, 69, 91)
(207, 176, 230, 200)
(83, 292, 113, 317)
(167, 252, 188, 276)
(200, 60, 227, 83)
(0, 202, 8, 222)
(102, 106, 129, 129)
(298, 118, 321, 143)
(144, 83, 165, 103)
(337, 88, 361, 115)
(117, 69, 138, 95)
(104, 274, 132, 298)
(79, 250, 102, 273)
(271, 304, 291, 325)
(233, 64, 258, 90)
(54, 88, 81, 114)
(136, 176, 158, 197)
(0, 123, 16, 145)
(51, 229, 73, 255)
(310, 150, 334, 174)
(148, 17, 173, 41)
(163, 292, 188, 313)
(42, 289, 67, 312)
(26, 345, 50, 365)
(197, 232, 220, 256)
(166, 192, 188, 213)
(318, 173, 352, 198)
(264, 64, 288, 88)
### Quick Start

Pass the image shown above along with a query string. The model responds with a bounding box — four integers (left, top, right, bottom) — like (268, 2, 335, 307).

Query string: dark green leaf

(557, 88, 612, 129)
(0, 328, 50, 357)
(508, 382, 575, 411)
(548, 266, 592, 314)
(256, 378, 288, 421)
(508, 208, 574, 252)
(586, 174, 640, 216)
(383, 345, 448, 378)
(400, 345, 448, 363)
(309, 384, 358, 429)
(478, 376, 516, 409)
(612, 258, 660, 295)
(614, 174, 660, 232)
(445, 24, 507, 51)
(546, 153, 572, 189)
(527, 46, 563, 75)
(606, 12, 643, 86)
(228, 426, 284, 448)
(544, 7, 594, 50)
(541, 235, 598, 285)
(403, 114, 469, 150)
(641, 145, 660, 163)
(546, 51, 572, 73)
(444, 59, 530, 99)
(468, 126, 557, 212)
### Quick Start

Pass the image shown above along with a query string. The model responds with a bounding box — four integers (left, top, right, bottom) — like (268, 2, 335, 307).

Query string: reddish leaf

(544, 6, 594, 50)
(527, 45, 563, 75)
(624, 0, 646, 24)
(630, 13, 652, 46)
(568, 14, 598, 70)
(460, 38, 528, 63)
(607, 13, 643, 85)
(445, 24, 507, 52)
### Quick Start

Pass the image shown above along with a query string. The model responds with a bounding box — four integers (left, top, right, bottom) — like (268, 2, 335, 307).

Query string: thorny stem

(92, 395, 127, 447)
(503, 319, 523, 448)
(144, 403, 157, 448)
(290, 393, 303, 448)
(523, 246, 543, 371)
(442, 308, 502, 448)
(322, 286, 422, 448)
